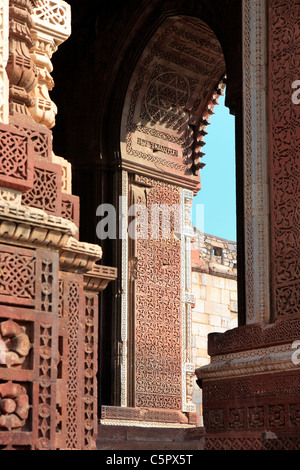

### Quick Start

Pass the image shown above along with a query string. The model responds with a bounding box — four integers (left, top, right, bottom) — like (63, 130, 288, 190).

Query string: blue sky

(191, 93, 237, 242)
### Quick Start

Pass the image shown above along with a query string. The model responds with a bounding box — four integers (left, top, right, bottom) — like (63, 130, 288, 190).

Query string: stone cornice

(0, 201, 77, 248)
(196, 344, 300, 382)
(59, 236, 103, 274)
(84, 265, 118, 292)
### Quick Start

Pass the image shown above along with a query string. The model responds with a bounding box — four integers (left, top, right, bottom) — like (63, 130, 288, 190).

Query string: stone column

(196, 0, 300, 450)
(0, 0, 9, 124)
(0, 0, 117, 450)
(6, 0, 38, 116)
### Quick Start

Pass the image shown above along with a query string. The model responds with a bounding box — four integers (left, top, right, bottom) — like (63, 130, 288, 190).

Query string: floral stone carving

(0, 381, 30, 430)
(0, 319, 31, 367)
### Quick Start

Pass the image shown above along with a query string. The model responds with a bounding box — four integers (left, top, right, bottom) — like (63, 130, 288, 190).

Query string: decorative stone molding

(84, 265, 118, 293)
(242, 0, 270, 324)
(0, 0, 9, 124)
(59, 236, 103, 273)
(29, 0, 71, 128)
(196, 344, 299, 381)
(0, 187, 22, 205)
(100, 405, 198, 426)
(0, 200, 77, 249)
(181, 189, 196, 413)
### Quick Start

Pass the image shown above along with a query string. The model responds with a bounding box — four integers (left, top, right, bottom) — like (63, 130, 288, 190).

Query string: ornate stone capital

(28, 0, 71, 128)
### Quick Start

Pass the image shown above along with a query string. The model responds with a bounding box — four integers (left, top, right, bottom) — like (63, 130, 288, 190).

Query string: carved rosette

(0, 319, 31, 367)
(0, 381, 30, 430)
(6, 0, 38, 116)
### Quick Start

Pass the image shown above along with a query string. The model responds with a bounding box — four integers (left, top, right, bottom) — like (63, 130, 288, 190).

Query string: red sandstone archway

(113, 15, 229, 418)
(51, 0, 243, 419)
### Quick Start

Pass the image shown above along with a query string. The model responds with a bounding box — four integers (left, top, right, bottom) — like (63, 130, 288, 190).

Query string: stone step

(97, 425, 204, 451)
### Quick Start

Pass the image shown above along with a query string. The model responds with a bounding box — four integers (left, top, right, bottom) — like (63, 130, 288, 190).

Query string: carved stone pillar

(0, 0, 117, 450)
(6, 0, 38, 116)
(0, 0, 9, 124)
(196, 0, 300, 450)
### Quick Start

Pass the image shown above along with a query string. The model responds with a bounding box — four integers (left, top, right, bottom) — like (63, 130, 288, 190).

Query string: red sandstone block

(9, 115, 52, 160)
(0, 122, 34, 192)
(61, 193, 80, 235)
(22, 157, 62, 216)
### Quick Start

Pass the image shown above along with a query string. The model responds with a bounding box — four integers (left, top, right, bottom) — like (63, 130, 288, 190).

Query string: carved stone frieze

(0, 199, 77, 249)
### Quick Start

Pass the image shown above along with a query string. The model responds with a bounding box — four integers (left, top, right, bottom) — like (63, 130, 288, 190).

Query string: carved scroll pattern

(269, 0, 300, 317)
(134, 176, 182, 410)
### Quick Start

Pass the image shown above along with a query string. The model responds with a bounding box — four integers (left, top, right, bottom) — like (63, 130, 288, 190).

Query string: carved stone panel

(0, 122, 34, 192)
(268, 0, 300, 318)
(132, 175, 183, 410)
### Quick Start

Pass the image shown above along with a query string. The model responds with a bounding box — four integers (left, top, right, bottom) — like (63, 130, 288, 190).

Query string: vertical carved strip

(34, 322, 57, 449)
(268, 0, 300, 317)
(64, 276, 84, 450)
(83, 293, 98, 450)
(181, 189, 196, 413)
(242, 0, 270, 323)
(120, 170, 128, 407)
(0, 0, 9, 123)
(32, 248, 58, 450)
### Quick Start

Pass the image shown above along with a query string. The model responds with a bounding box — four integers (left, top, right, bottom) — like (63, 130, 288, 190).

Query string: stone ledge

(196, 346, 300, 382)
(100, 406, 199, 426)
(97, 424, 205, 450)
(207, 316, 300, 357)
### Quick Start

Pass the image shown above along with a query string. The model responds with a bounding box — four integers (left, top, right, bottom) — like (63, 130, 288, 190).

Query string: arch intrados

(119, 14, 227, 190)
